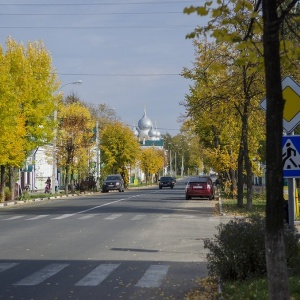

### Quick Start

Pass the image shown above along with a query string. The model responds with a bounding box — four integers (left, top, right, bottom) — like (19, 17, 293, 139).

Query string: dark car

(101, 174, 125, 193)
(185, 176, 214, 200)
(158, 176, 176, 189)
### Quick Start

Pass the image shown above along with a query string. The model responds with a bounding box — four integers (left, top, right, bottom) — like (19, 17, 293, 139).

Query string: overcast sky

(0, 1, 205, 136)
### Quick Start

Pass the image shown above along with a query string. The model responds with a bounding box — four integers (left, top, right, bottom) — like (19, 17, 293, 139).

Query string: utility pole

(96, 120, 100, 191)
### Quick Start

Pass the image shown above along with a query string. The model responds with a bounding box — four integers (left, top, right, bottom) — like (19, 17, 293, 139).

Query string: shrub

(204, 215, 300, 281)
(4, 187, 11, 201)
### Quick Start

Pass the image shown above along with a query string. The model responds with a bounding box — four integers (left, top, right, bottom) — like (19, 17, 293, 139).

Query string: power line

(0, 12, 183, 16)
(57, 73, 181, 76)
(0, 25, 194, 29)
(1, 2, 198, 6)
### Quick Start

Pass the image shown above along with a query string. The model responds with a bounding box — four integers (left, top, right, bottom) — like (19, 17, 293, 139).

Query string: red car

(185, 176, 215, 200)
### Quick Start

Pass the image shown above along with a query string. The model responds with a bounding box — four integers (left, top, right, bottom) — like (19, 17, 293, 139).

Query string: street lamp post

(95, 120, 100, 191)
(51, 80, 82, 194)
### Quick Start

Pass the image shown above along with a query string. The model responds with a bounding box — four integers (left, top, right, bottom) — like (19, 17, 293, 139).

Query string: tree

(100, 122, 140, 187)
(56, 101, 95, 194)
(0, 37, 59, 201)
(184, 0, 300, 297)
(139, 147, 164, 183)
(262, 1, 299, 298)
(183, 2, 266, 206)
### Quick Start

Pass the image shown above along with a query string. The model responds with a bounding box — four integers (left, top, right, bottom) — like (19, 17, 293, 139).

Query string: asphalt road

(0, 180, 226, 300)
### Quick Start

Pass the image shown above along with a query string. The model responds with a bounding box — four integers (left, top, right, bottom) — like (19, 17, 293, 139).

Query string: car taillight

(186, 184, 190, 188)
(207, 184, 211, 189)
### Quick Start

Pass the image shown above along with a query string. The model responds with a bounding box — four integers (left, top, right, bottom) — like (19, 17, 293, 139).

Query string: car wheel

(186, 194, 190, 200)
(209, 194, 214, 200)
(171, 186, 174, 189)
(159, 186, 162, 189)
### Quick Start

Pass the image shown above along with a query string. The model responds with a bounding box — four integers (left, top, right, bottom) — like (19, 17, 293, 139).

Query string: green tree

(184, 0, 300, 297)
(100, 122, 140, 187)
(262, 1, 299, 298)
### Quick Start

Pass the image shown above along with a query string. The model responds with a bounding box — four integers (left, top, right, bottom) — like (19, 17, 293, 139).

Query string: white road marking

(104, 214, 122, 220)
(26, 215, 49, 220)
(52, 214, 75, 220)
(0, 263, 18, 273)
(2, 216, 24, 220)
(135, 265, 169, 288)
(130, 214, 146, 221)
(77, 194, 144, 215)
(78, 214, 97, 220)
(75, 264, 120, 286)
(14, 263, 69, 286)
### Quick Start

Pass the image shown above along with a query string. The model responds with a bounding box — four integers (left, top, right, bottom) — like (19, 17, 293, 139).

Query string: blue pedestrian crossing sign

(283, 136, 300, 177)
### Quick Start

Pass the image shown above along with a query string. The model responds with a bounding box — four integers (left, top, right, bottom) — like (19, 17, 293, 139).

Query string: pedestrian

(55, 178, 58, 192)
(45, 177, 51, 189)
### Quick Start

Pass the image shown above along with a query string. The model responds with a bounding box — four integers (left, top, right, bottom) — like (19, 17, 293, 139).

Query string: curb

(0, 192, 96, 208)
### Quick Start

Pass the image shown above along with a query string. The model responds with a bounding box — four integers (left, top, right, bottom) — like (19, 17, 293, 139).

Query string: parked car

(185, 176, 215, 200)
(101, 174, 125, 192)
(158, 176, 176, 189)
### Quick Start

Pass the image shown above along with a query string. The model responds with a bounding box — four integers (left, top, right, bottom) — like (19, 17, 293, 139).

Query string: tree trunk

(262, 0, 289, 298)
(0, 165, 5, 202)
(237, 142, 244, 207)
(65, 166, 69, 195)
(9, 167, 16, 201)
(229, 168, 237, 197)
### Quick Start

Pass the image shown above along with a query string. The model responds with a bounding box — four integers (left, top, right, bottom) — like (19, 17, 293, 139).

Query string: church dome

(132, 125, 139, 137)
(138, 110, 153, 131)
(148, 127, 158, 140)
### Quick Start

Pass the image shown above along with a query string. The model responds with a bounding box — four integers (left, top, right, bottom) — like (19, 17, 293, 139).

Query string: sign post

(261, 76, 300, 229)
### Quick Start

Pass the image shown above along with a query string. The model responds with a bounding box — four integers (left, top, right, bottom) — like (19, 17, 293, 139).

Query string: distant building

(131, 109, 167, 183)
(132, 109, 163, 149)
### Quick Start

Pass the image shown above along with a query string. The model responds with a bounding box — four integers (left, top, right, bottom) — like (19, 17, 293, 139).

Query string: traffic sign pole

(287, 132, 295, 230)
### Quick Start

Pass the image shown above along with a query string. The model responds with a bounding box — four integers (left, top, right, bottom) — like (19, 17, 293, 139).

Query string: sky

(0, 1, 206, 136)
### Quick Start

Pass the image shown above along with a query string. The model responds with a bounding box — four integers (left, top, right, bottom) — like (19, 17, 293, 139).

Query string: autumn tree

(56, 101, 95, 195)
(139, 147, 164, 183)
(262, 1, 299, 299)
(184, 0, 300, 297)
(100, 122, 140, 187)
(0, 37, 59, 201)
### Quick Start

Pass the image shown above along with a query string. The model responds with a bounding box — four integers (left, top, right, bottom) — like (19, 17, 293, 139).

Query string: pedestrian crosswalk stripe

(14, 263, 69, 286)
(75, 264, 120, 286)
(135, 265, 169, 288)
(104, 214, 122, 220)
(130, 214, 146, 220)
(26, 215, 49, 220)
(78, 214, 97, 220)
(52, 214, 75, 220)
(0, 263, 18, 273)
(2, 216, 24, 220)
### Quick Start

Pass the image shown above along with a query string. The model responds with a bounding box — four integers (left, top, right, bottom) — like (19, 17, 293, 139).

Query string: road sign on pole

(260, 76, 300, 133)
(282, 136, 300, 177)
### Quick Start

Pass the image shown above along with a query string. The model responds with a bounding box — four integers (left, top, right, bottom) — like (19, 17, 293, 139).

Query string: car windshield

(189, 177, 209, 183)
(160, 177, 172, 181)
(106, 176, 120, 180)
